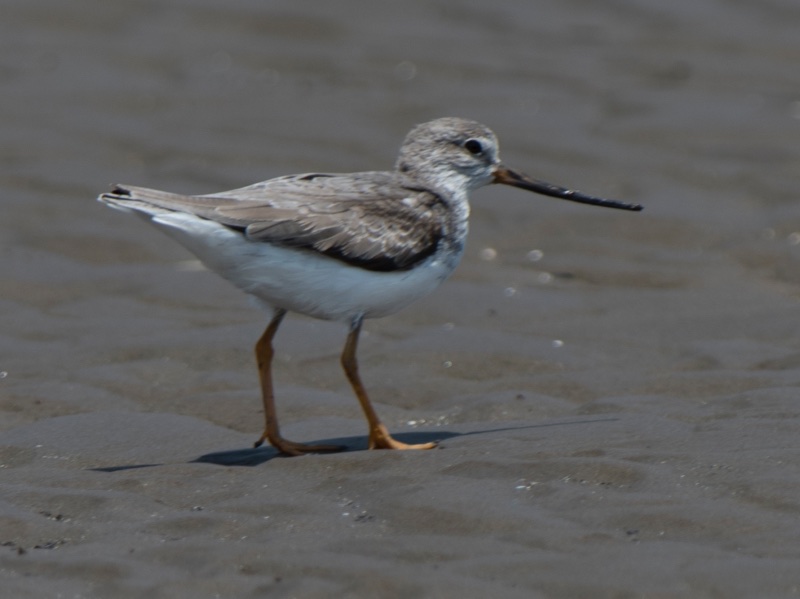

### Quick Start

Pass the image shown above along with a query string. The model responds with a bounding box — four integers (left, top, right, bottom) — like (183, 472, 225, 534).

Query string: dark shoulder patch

(298, 173, 335, 181)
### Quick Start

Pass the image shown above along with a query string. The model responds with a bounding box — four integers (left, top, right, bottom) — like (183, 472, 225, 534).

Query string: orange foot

(369, 424, 438, 450)
(254, 434, 345, 456)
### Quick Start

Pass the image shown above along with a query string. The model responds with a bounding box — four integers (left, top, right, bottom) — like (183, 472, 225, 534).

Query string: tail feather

(98, 184, 229, 220)
(98, 185, 175, 217)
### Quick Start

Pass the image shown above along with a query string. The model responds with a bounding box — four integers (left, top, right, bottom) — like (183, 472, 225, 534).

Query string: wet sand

(3, 0, 800, 597)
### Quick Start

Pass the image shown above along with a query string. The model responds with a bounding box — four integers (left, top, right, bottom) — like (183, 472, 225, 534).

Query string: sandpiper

(98, 117, 642, 455)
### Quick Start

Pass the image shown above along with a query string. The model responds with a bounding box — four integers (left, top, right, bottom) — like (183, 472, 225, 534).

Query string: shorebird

(98, 117, 641, 455)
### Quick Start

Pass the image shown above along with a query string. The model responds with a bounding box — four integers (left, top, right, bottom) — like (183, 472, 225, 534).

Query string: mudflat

(2, 1, 800, 597)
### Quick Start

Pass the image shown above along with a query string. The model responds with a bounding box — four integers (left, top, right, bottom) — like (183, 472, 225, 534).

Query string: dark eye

(464, 139, 483, 155)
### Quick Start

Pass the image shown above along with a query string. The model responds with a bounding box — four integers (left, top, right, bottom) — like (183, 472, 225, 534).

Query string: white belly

(150, 212, 461, 322)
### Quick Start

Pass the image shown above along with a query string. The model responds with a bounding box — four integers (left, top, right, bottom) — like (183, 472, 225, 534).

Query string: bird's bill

(493, 166, 643, 212)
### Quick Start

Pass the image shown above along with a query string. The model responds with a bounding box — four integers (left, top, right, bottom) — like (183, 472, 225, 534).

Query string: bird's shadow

(89, 417, 617, 471)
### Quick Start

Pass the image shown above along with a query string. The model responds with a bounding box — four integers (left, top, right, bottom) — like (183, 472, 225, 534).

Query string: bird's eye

(464, 139, 483, 155)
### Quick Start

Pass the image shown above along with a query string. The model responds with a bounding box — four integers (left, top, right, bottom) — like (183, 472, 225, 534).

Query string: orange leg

(253, 309, 343, 456)
(341, 316, 436, 450)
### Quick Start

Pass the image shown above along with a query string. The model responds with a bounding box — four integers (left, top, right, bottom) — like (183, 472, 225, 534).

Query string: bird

(98, 117, 642, 456)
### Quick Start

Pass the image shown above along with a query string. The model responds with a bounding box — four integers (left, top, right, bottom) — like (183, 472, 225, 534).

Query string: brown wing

(104, 172, 448, 271)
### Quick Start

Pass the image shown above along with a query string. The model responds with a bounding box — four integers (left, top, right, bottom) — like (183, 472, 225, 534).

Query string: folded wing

(101, 172, 448, 271)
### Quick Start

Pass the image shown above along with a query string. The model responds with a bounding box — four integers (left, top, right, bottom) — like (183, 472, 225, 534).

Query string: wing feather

(102, 173, 447, 271)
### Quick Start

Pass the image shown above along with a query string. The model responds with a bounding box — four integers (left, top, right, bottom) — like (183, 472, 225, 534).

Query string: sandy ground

(3, 1, 800, 597)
